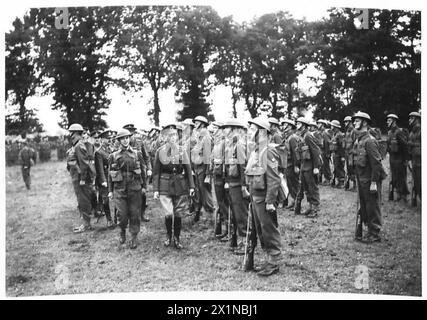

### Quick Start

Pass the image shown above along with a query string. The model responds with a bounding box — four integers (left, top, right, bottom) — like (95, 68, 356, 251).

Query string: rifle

(354, 178, 362, 240)
(243, 202, 252, 271)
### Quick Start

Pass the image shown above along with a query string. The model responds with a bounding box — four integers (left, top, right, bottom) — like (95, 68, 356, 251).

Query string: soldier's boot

(302, 203, 312, 216)
(285, 199, 295, 210)
(294, 200, 302, 215)
(306, 204, 319, 218)
(244, 246, 255, 272)
(412, 194, 417, 207)
(164, 216, 173, 247)
(119, 229, 126, 245)
(130, 234, 137, 249)
(344, 178, 350, 190)
(282, 197, 288, 208)
(330, 178, 336, 187)
(355, 223, 363, 242)
(193, 210, 201, 223)
(336, 180, 345, 189)
(229, 232, 238, 251)
(389, 188, 394, 201)
(173, 217, 183, 250)
(214, 220, 222, 237)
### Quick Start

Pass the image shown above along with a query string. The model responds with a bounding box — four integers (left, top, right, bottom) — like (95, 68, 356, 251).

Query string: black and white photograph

(1, 0, 423, 299)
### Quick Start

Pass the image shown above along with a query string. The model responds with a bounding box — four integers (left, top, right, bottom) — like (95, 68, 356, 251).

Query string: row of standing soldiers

(63, 110, 421, 277)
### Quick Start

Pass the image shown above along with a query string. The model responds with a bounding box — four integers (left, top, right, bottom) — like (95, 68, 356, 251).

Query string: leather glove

(242, 186, 250, 199)
(101, 182, 108, 188)
(313, 168, 319, 175)
(153, 191, 160, 200)
(370, 182, 377, 194)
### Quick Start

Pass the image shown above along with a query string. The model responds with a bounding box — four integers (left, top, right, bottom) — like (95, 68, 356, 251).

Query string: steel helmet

(98, 129, 112, 139)
(116, 129, 132, 139)
(409, 111, 421, 118)
(223, 119, 244, 128)
(268, 117, 281, 126)
(316, 119, 328, 125)
(193, 116, 209, 125)
(163, 123, 183, 131)
(248, 117, 271, 132)
(296, 117, 311, 126)
(282, 119, 296, 127)
(344, 116, 352, 122)
(330, 120, 341, 128)
(352, 111, 371, 122)
(182, 118, 195, 127)
(123, 124, 136, 131)
(386, 114, 399, 120)
(212, 121, 224, 128)
(68, 123, 84, 132)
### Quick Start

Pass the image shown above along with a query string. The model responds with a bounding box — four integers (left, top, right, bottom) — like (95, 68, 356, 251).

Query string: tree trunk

(152, 85, 161, 127)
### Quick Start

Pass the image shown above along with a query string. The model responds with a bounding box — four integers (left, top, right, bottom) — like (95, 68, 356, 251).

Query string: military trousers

(72, 181, 95, 226)
(345, 153, 355, 181)
(285, 166, 300, 199)
(357, 178, 382, 236)
(114, 188, 142, 235)
(333, 155, 345, 182)
(21, 166, 31, 189)
(412, 163, 421, 199)
(194, 167, 215, 214)
(297, 170, 320, 206)
(97, 185, 111, 221)
(159, 194, 188, 218)
(250, 194, 281, 263)
(228, 185, 249, 238)
(320, 153, 332, 180)
(389, 159, 409, 197)
(213, 178, 229, 223)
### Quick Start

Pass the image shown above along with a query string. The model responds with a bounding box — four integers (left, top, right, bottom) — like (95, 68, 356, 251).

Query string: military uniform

(353, 130, 387, 241)
(344, 122, 356, 190)
(330, 125, 346, 187)
(153, 139, 194, 248)
(295, 127, 322, 216)
(408, 121, 421, 203)
(95, 143, 113, 224)
(191, 127, 215, 219)
(108, 145, 146, 242)
(18, 144, 37, 189)
(283, 129, 301, 206)
(387, 126, 409, 200)
(66, 136, 97, 229)
(316, 127, 331, 184)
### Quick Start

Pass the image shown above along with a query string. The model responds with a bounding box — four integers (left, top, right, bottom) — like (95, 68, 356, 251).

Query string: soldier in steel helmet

(18, 139, 37, 190)
(66, 123, 97, 233)
(353, 112, 387, 243)
(153, 123, 195, 249)
(386, 114, 409, 202)
(343, 116, 357, 191)
(316, 119, 332, 185)
(408, 111, 421, 206)
(330, 120, 346, 188)
(108, 128, 147, 249)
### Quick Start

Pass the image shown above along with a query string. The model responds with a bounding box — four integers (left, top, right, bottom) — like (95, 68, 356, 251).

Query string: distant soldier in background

(408, 111, 421, 206)
(123, 124, 151, 222)
(330, 120, 346, 188)
(18, 139, 37, 190)
(66, 124, 97, 233)
(95, 129, 115, 228)
(352, 112, 387, 243)
(316, 119, 332, 185)
(343, 116, 356, 191)
(108, 129, 147, 249)
(39, 137, 51, 162)
(386, 114, 409, 202)
(268, 117, 283, 144)
(191, 116, 215, 223)
(56, 136, 68, 161)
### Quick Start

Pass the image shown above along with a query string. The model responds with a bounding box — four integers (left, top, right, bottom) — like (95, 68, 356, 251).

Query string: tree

(31, 7, 121, 130)
(170, 6, 231, 121)
(5, 16, 43, 134)
(115, 6, 177, 126)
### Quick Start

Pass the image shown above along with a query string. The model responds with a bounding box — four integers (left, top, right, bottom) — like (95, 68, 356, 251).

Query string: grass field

(5, 157, 421, 297)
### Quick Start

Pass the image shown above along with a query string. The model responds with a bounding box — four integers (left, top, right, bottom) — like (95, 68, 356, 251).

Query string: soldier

(244, 117, 286, 276)
(108, 129, 146, 249)
(18, 139, 37, 190)
(316, 119, 332, 185)
(268, 117, 283, 144)
(282, 119, 301, 210)
(294, 117, 322, 217)
(153, 123, 195, 249)
(343, 116, 356, 191)
(66, 124, 97, 233)
(330, 120, 346, 188)
(191, 116, 215, 222)
(386, 114, 409, 202)
(95, 129, 115, 228)
(408, 111, 421, 206)
(353, 112, 387, 243)
(123, 124, 151, 222)
(223, 119, 249, 254)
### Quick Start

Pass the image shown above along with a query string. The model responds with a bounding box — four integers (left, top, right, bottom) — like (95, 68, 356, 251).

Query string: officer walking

(66, 124, 97, 233)
(353, 112, 387, 243)
(408, 111, 421, 206)
(18, 139, 37, 190)
(244, 117, 286, 276)
(95, 129, 115, 228)
(153, 123, 195, 249)
(108, 129, 147, 249)
(281, 119, 301, 210)
(386, 114, 409, 202)
(191, 116, 215, 222)
(330, 120, 346, 188)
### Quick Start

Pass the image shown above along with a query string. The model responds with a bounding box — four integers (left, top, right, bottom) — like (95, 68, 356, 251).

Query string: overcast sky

(3, 0, 421, 134)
